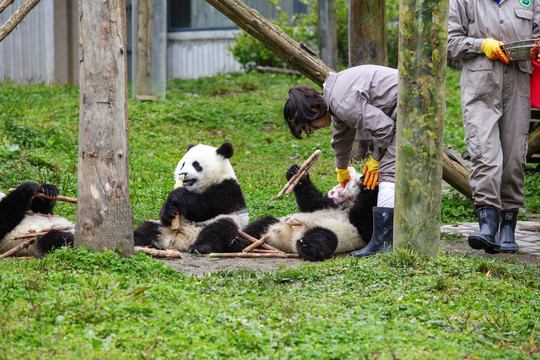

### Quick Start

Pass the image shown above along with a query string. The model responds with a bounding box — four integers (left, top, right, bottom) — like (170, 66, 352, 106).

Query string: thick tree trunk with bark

(394, 0, 450, 257)
(76, 0, 133, 256)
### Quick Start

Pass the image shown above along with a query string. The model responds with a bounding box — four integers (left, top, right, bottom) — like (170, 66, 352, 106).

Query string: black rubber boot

(499, 208, 519, 253)
(468, 206, 500, 253)
(351, 207, 393, 258)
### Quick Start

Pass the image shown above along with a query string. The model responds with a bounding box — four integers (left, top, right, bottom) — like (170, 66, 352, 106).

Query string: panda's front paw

(188, 244, 213, 254)
(39, 184, 60, 198)
(228, 236, 251, 252)
(159, 201, 180, 226)
(286, 164, 310, 183)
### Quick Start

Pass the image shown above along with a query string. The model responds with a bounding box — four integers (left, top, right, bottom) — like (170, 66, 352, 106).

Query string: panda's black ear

(216, 142, 234, 159)
(187, 144, 196, 151)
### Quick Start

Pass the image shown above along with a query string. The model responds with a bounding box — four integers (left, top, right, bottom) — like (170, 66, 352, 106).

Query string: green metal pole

(394, 0, 449, 257)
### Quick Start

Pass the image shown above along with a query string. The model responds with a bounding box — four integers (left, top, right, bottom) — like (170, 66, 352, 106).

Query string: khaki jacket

(448, 0, 540, 74)
(324, 65, 398, 169)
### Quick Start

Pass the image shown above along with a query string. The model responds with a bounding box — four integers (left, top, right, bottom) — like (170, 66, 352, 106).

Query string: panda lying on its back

(0, 182, 74, 257)
(230, 165, 378, 261)
(134, 142, 249, 253)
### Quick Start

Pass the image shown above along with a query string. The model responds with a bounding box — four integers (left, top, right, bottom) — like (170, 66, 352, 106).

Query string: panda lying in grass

(230, 165, 378, 261)
(134, 142, 250, 254)
(0, 182, 74, 257)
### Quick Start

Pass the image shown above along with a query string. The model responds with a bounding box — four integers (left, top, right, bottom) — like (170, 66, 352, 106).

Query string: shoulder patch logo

(519, 0, 531, 7)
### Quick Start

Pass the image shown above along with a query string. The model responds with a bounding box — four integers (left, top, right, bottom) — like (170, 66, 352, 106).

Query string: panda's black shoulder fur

(0, 182, 39, 239)
(287, 164, 338, 212)
(160, 178, 246, 224)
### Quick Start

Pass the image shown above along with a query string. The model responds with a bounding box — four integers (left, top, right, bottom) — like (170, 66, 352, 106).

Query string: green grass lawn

(0, 70, 539, 359)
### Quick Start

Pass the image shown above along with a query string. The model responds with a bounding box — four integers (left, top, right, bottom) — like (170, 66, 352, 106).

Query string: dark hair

(284, 85, 327, 139)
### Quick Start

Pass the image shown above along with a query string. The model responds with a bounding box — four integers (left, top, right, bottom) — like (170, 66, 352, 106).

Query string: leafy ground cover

(0, 247, 539, 359)
(0, 70, 539, 359)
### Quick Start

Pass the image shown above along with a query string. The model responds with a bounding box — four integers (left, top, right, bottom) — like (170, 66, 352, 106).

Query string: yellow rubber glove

(336, 168, 351, 188)
(362, 157, 380, 190)
(481, 38, 509, 64)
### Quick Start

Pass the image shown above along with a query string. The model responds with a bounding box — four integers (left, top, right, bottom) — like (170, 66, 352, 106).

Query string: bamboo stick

(0, 238, 36, 258)
(8, 188, 77, 204)
(10, 226, 75, 241)
(242, 233, 271, 253)
(237, 229, 284, 253)
(134, 246, 182, 258)
(268, 149, 322, 208)
(209, 252, 300, 259)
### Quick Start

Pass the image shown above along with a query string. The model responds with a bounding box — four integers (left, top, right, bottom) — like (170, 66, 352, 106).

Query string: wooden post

(77, 0, 134, 256)
(132, 0, 166, 100)
(318, 0, 338, 70)
(394, 0, 450, 257)
(205, 0, 471, 198)
(348, 0, 387, 66)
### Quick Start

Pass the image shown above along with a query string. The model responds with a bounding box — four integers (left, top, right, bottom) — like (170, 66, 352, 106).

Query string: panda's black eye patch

(192, 161, 203, 172)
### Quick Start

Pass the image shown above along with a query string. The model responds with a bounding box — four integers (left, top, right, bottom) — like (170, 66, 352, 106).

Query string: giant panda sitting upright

(134, 142, 249, 253)
(230, 165, 378, 261)
(0, 182, 74, 257)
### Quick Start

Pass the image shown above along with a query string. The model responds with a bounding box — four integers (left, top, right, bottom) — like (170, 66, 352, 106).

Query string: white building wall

(0, 0, 54, 84)
(167, 30, 243, 79)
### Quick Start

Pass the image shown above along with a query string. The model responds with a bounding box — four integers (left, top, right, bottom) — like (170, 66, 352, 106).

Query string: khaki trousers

(461, 57, 530, 210)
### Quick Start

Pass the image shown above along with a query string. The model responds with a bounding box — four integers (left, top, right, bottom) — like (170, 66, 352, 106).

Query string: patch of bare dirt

(160, 239, 538, 277)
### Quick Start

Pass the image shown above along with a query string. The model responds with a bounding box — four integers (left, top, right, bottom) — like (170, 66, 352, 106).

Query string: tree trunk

(76, 0, 133, 256)
(348, 0, 387, 66)
(133, 0, 166, 100)
(394, 0, 450, 257)
(205, 0, 471, 198)
(527, 123, 540, 160)
(318, 0, 338, 70)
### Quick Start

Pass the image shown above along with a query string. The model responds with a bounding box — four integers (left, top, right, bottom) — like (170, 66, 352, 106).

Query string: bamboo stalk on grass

(134, 246, 182, 258)
(237, 229, 283, 253)
(8, 188, 77, 204)
(209, 252, 300, 258)
(242, 233, 271, 253)
(268, 149, 322, 208)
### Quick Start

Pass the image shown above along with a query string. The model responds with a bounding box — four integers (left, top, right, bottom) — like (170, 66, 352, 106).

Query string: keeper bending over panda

(0, 182, 74, 257)
(230, 165, 378, 261)
(134, 142, 249, 253)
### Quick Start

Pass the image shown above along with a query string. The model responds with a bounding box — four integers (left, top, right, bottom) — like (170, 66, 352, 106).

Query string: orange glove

(336, 168, 351, 188)
(362, 157, 380, 190)
(481, 38, 509, 64)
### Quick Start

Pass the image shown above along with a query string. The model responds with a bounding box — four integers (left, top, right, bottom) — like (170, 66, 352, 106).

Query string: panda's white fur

(264, 209, 366, 254)
(174, 144, 237, 194)
(134, 142, 249, 254)
(0, 184, 75, 257)
(234, 165, 377, 261)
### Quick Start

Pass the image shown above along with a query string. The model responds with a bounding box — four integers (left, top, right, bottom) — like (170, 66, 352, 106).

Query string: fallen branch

(242, 233, 272, 253)
(0, 0, 41, 43)
(0, 238, 36, 258)
(0, 0, 15, 14)
(209, 252, 300, 259)
(237, 229, 283, 253)
(268, 149, 322, 208)
(134, 246, 182, 258)
(9, 188, 77, 204)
